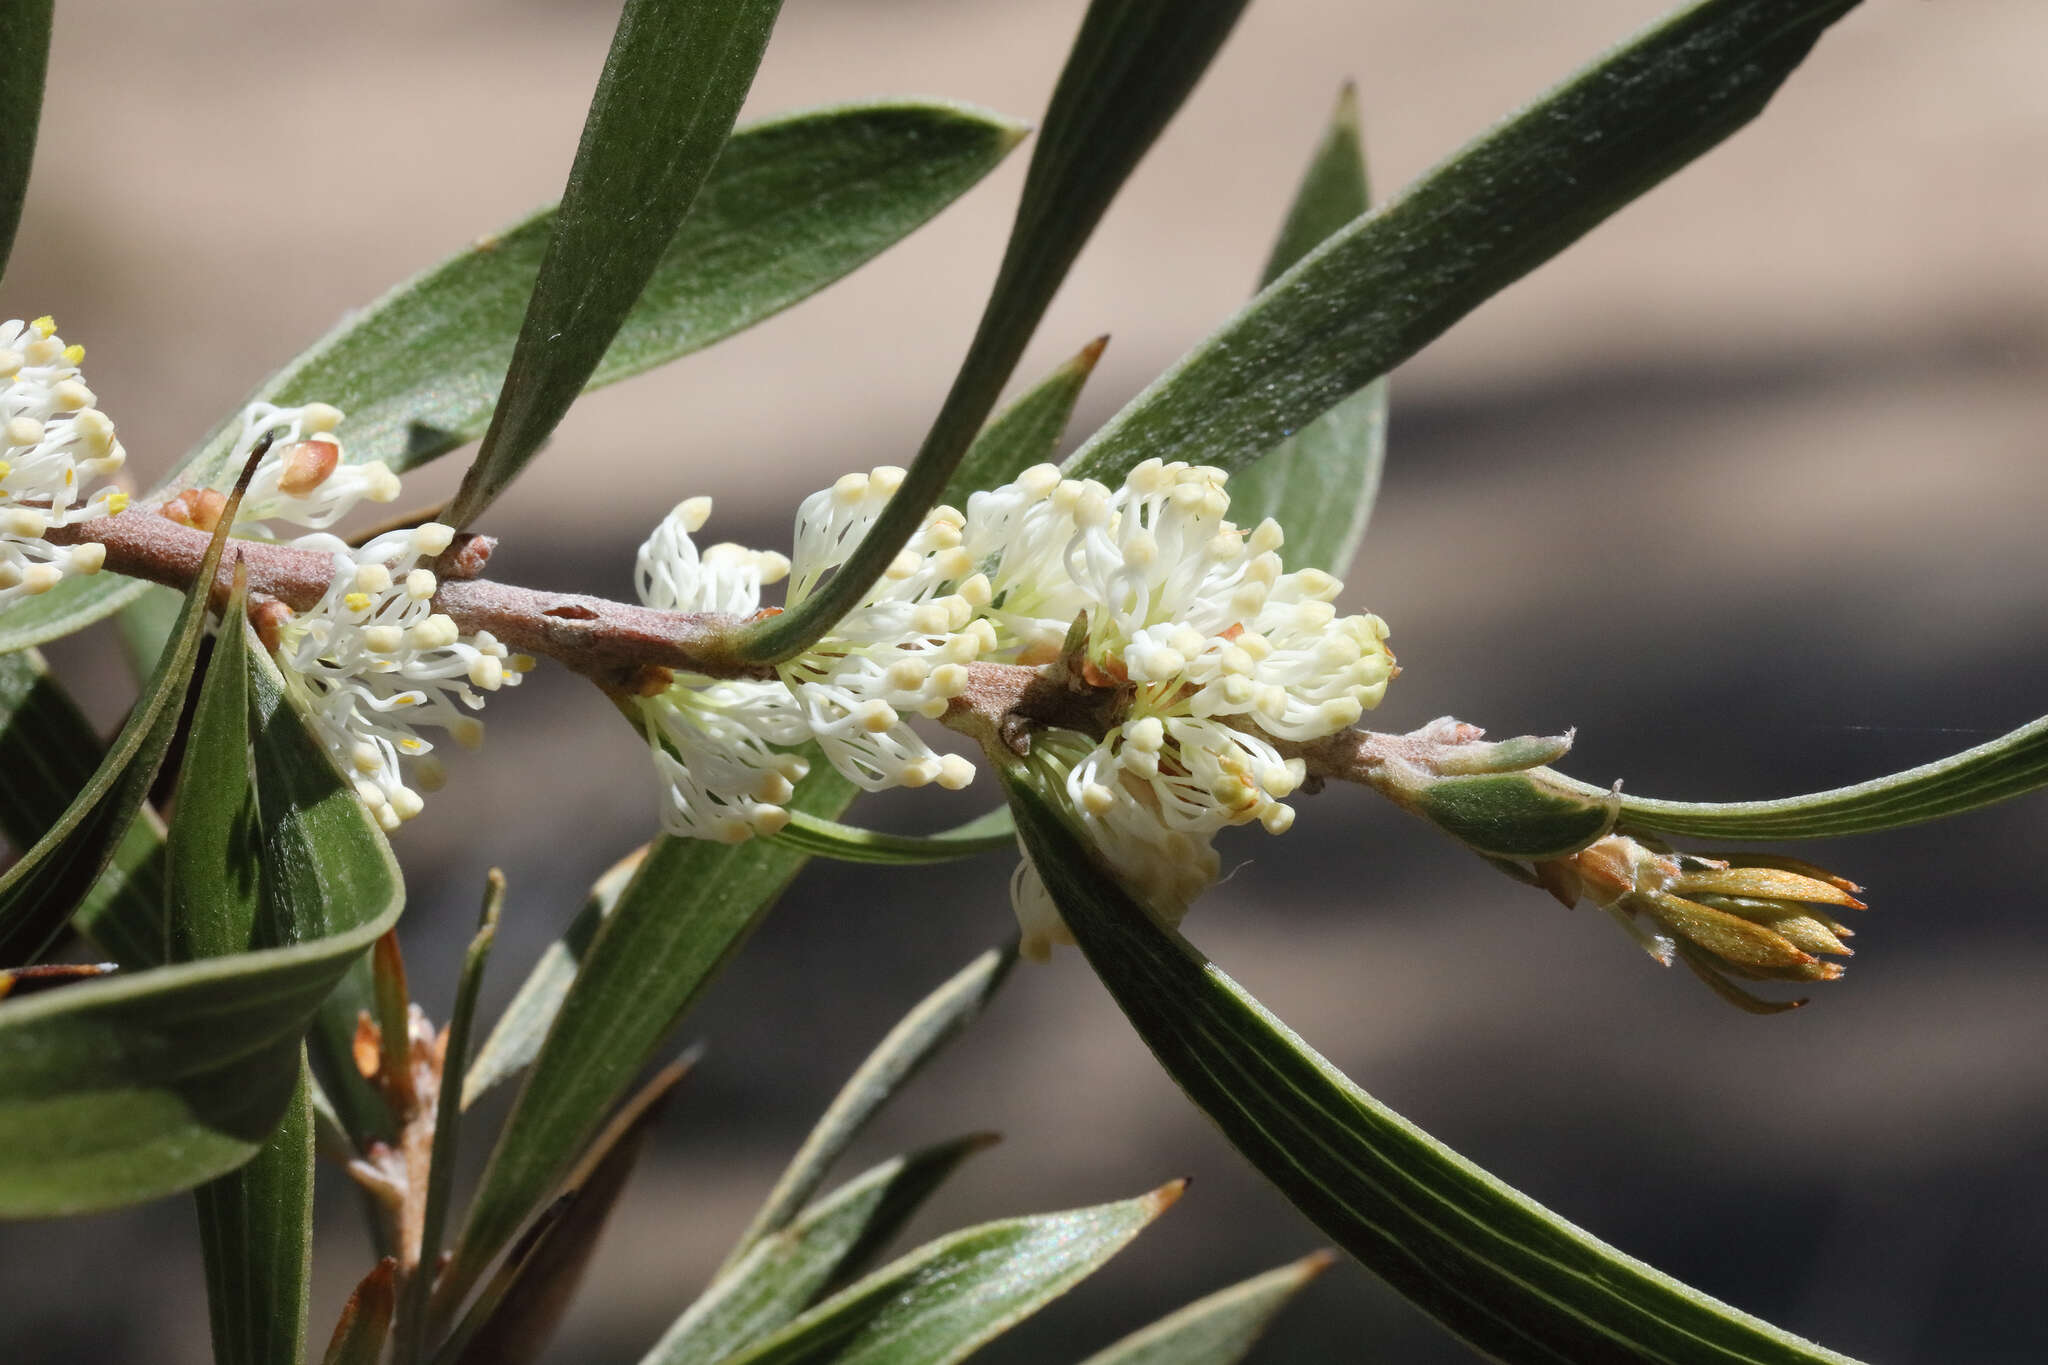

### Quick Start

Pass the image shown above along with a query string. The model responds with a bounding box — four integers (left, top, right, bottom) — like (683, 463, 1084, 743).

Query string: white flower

(228, 401, 403, 532)
(274, 522, 529, 830)
(963, 458, 1394, 956)
(632, 497, 813, 843)
(777, 466, 982, 793)
(0, 316, 127, 607)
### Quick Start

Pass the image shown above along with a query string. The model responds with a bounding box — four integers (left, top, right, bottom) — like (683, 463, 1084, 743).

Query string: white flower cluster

(633, 458, 1394, 961)
(279, 521, 530, 830)
(0, 317, 127, 607)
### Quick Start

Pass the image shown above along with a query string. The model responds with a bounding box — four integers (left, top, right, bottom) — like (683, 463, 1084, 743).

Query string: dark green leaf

(441, 769, 856, 1313)
(462, 845, 644, 1109)
(1063, 0, 1860, 489)
(1002, 767, 1866, 1365)
(718, 1183, 1183, 1365)
(1546, 714, 2048, 839)
(443, 0, 784, 526)
(439, 1059, 689, 1365)
(1075, 1252, 1333, 1365)
(194, 1059, 314, 1365)
(943, 335, 1108, 504)
(320, 1259, 397, 1365)
(724, 944, 1017, 1268)
(8, 101, 1027, 654)
(166, 566, 260, 964)
(393, 875, 503, 1365)
(0, 0, 51, 279)
(0, 648, 167, 966)
(643, 1135, 997, 1365)
(1226, 84, 1384, 577)
(772, 805, 1015, 866)
(0, 645, 404, 1218)
(0, 458, 252, 965)
(737, 0, 1250, 663)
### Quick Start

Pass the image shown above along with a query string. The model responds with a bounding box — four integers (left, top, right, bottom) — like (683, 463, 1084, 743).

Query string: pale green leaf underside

(1003, 768, 1865, 1365)
(0, 97, 1025, 653)
(1075, 1253, 1330, 1365)
(718, 1187, 1176, 1365)
(774, 806, 1015, 866)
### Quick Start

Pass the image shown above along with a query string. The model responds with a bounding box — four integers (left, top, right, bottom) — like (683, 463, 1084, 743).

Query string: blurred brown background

(6, 1, 2048, 1361)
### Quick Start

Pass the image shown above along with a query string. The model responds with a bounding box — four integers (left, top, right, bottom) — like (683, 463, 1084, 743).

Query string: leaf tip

(1143, 1176, 1191, 1215)
(1332, 79, 1361, 131)
(1293, 1247, 1339, 1279)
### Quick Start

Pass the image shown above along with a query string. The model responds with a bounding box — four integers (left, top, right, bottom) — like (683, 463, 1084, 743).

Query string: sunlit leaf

(1225, 83, 1385, 578)
(441, 770, 856, 1313)
(1063, 0, 1860, 489)
(4, 99, 1027, 653)
(1076, 1252, 1333, 1365)
(738, 0, 1251, 662)
(643, 1135, 996, 1365)
(1546, 714, 2048, 839)
(443, 0, 785, 525)
(718, 1183, 1183, 1365)
(723, 944, 1017, 1268)
(1002, 767, 1864, 1365)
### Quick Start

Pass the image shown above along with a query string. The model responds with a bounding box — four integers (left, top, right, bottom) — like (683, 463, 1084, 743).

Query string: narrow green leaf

(737, 0, 1250, 663)
(6, 101, 1027, 653)
(321, 1259, 397, 1365)
(441, 769, 856, 1315)
(719, 1182, 1182, 1365)
(0, 453, 254, 965)
(1545, 714, 2048, 839)
(115, 583, 184, 682)
(0, 645, 404, 1218)
(772, 805, 1015, 867)
(462, 845, 644, 1110)
(1002, 767, 1865, 1365)
(943, 335, 1108, 504)
(393, 874, 504, 1365)
(1226, 84, 1385, 577)
(0, 0, 51, 279)
(1075, 1252, 1333, 1365)
(164, 569, 314, 1365)
(0, 648, 167, 966)
(439, 1059, 690, 1365)
(167, 565, 260, 964)
(443, 0, 784, 526)
(643, 1135, 997, 1365)
(194, 1059, 314, 1365)
(724, 943, 1018, 1269)
(1064, 0, 1860, 489)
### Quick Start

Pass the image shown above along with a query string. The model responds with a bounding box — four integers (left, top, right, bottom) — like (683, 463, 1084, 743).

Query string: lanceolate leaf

(0, 649, 167, 966)
(167, 573, 315, 1365)
(1063, 0, 1860, 489)
(1545, 714, 2048, 839)
(0, 645, 404, 1218)
(738, 0, 1251, 663)
(1075, 1252, 1334, 1365)
(440, 1061, 687, 1365)
(643, 1135, 998, 1365)
(0, 0, 51, 280)
(442, 769, 857, 1312)
(724, 944, 1018, 1268)
(773, 805, 1015, 866)
(719, 1183, 1184, 1365)
(193, 1062, 314, 1365)
(1002, 768, 1864, 1365)
(0, 100, 1027, 654)
(943, 335, 1108, 504)
(443, 0, 784, 526)
(462, 845, 645, 1109)
(0, 463, 250, 966)
(1225, 84, 1386, 579)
